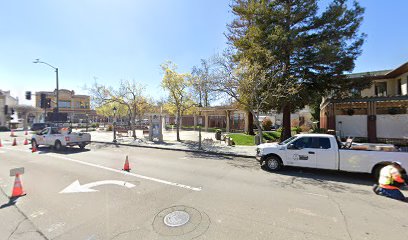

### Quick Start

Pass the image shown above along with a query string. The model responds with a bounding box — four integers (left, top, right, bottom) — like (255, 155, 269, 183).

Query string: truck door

(313, 137, 337, 170)
(45, 128, 58, 146)
(286, 137, 316, 168)
(36, 128, 48, 145)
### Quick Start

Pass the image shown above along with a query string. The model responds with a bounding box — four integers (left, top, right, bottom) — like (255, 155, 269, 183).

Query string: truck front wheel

(265, 156, 282, 171)
(31, 139, 38, 148)
(54, 140, 63, 151)
(79, 143, 86, 150)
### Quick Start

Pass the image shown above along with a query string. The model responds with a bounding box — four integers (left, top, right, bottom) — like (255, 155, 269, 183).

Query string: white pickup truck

(256, 134, 408, 178)
(31, 127, 91, 151)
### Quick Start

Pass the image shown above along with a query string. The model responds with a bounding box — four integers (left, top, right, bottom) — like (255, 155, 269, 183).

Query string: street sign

(10, 167, 25, 177)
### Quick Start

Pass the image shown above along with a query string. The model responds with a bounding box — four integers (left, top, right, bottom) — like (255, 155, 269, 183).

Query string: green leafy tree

(227, 0, 367, 140)
(161, 61, 195, 141)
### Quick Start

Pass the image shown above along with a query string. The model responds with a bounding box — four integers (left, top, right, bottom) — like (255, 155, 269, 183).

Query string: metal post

(113, 113, 117, 143)
(55, 68, 59, 114)
(198, 125, 202, 150)
(86, 115, 89, 132)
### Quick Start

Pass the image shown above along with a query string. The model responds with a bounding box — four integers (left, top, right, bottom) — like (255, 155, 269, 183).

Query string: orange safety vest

(379, 165, 405, 190)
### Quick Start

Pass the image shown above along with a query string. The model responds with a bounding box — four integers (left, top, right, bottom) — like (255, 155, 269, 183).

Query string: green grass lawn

(227, 133, 255, 146)
(228, 131, 281, 146)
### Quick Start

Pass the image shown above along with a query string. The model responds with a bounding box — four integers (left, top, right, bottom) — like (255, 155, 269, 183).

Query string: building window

(397, 79, 402, 95)
(58, 100, 71, 108)
(374, 82, 387, 96)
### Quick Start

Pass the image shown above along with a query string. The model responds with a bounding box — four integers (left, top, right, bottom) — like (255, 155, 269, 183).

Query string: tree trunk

(281, 104, 291, 141)
(247, 111, 255, 135)
(176, 109, 181, 142)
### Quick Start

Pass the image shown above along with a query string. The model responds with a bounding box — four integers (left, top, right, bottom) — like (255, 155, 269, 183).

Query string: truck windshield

(278, 136, 297, 145)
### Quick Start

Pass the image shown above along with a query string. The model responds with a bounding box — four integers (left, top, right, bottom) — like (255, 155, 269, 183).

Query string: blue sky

(1, 0, 407, 106)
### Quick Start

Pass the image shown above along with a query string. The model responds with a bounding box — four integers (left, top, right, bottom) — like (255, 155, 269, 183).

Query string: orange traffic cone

(11, 174, 26, 198)
(0, 139, 2, 147)
(24, 138, 29, 145)
(31, 143, 37, 153)
(10, 130, 15, 137)
(12, 138, 17, 146)
(25, 130, 28, 135)
(122, 156, 131, 172)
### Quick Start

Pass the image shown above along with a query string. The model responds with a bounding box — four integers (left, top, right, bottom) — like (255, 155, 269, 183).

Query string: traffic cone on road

(11, 174, 26, 198)
(24, 138, 29, 145)
(0, 139, 3, 147)
(10, 130, 15, 137)
(31, 143, 37, 153)
(12, 138, 17, 146)
(122, 156, 131, 172)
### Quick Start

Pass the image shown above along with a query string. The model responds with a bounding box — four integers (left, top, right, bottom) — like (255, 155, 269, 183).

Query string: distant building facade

(0, 90, 19, 126)
(35, 89, 96, 123)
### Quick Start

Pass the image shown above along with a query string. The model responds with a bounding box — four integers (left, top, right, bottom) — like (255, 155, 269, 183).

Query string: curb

(91, 141, 254, 159)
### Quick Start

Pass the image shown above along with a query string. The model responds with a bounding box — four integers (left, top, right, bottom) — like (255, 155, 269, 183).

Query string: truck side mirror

(287, 143, 296, 150)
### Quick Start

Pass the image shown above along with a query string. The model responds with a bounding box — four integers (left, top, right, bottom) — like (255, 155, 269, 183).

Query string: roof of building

(346, 61, 408, 80)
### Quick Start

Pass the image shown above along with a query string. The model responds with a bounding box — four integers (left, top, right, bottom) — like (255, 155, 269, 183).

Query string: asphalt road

(0, 134, 407, 240)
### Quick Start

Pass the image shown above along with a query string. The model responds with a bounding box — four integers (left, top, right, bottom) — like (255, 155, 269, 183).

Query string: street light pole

(33, 59, 59, 114)
(55, 67, 59, 114)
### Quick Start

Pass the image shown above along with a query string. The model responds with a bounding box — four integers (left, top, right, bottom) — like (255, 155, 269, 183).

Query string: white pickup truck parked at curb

(31, 127, 91, 151)
(256, 134, 408, 178)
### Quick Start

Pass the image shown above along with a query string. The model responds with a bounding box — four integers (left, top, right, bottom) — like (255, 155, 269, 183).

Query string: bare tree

(212, 51, 281, 143)
(191, 59, 217, 107)
(89, 80, 148, 139)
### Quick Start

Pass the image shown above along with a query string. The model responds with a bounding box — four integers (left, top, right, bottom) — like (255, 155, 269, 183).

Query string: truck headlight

(256, 148, 262, 155)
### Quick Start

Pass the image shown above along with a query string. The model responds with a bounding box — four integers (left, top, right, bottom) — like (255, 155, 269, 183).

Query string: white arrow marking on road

(4, 146, 202, 191)
(60, 180, 136, 193)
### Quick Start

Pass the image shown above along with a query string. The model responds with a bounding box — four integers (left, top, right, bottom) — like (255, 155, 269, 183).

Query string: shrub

(107, 125, 113, 131)
(300, 125, 311, 132)
(91, 123, 99, 128)
(262, 117, 273, 131)
(291, 126, 302, 134)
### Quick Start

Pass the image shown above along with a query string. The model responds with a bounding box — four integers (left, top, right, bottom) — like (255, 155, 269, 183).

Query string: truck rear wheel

(265, 156, 282, 171)
(372, 164, 386, 180)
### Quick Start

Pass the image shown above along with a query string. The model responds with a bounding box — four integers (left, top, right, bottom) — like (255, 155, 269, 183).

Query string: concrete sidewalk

(86, 129, 257, 157)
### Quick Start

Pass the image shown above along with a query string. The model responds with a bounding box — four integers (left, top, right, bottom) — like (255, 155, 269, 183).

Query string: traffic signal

(3, 105, 8, 115)
(25, 91, 31, 100)
(46, 98, 52, 108)
(40, 93, 46, 108)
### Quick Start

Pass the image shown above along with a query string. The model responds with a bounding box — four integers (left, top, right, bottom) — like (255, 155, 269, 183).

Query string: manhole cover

(153, 205, 211, 238)
(164, 210, 190, 227)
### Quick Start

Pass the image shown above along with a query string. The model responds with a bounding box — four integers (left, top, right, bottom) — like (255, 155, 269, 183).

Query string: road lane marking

(305, 192, 328, 198)
(59, 180, 136, 193)
(3, 147, 202, 192)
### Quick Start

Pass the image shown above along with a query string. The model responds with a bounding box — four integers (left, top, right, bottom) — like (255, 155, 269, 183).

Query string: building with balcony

(320, 61, 408, 143)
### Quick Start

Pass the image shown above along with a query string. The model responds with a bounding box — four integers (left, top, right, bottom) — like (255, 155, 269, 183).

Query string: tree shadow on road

(184, 151, 233, 161)
(261, 165, 375, 193)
